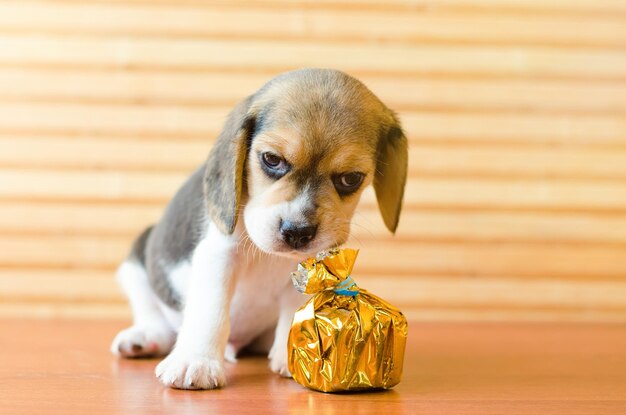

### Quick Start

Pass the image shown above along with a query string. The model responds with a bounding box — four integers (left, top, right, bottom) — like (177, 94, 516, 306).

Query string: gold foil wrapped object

(288, 248, 408, 392)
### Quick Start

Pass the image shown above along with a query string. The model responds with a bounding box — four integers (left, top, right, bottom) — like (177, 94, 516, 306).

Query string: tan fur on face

(246, 127, 376, 252)
(207, 68, 407, 254)
(249, 129, 375, 196)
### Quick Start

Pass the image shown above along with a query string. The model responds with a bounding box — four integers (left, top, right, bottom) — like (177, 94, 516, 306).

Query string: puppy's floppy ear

(373, 113, 408, 234)
(204, 96, 256, 235)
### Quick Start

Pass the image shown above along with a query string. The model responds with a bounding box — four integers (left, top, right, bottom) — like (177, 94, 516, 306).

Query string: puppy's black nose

(280, 220, 318, 249)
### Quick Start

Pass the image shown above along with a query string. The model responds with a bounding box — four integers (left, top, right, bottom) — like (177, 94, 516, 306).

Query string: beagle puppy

(111, 68, 408, 390)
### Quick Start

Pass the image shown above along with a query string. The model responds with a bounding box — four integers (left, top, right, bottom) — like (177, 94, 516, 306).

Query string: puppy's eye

(333, 172, 364, 196)
(259, 151, 290, 179)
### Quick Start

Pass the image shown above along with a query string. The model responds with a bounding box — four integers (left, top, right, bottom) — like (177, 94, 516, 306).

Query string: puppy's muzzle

(280, 220, 318, 249)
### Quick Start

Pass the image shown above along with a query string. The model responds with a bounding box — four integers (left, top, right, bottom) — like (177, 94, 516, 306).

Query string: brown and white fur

(110, 68, 408, 390)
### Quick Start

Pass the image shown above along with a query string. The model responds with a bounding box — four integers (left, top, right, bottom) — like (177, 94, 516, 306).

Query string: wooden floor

(0, 320, 625, 414)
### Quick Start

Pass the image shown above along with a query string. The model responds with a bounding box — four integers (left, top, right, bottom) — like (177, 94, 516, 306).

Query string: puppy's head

(204, 69, 408, 258)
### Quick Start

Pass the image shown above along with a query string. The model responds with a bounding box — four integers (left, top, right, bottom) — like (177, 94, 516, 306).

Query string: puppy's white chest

(161, 230, 302, 350)
(227, 254, 296, 346)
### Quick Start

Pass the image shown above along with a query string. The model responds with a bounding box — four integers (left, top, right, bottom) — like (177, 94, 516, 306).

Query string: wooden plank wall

(0, 0, 625, 322)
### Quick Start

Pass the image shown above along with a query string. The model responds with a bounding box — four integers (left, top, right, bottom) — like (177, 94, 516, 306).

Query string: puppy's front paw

(111, 325, 175, 358)
(269, 338, 292, 378)
(269, 352, 292, 378)
(155, 352, 226, 390)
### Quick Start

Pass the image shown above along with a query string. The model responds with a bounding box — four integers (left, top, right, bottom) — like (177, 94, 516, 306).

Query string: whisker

(353, 210, 378, 228)
(350, 220, 375, 238)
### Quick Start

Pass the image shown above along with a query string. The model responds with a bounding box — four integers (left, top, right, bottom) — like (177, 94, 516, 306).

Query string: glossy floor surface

(1, 319, 625, 414)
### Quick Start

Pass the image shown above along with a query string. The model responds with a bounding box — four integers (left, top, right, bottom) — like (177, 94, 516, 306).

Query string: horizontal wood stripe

(2, 302, 626, 323)
(0, 2, 624, 48)
(0, 137, 211, 172)
(2, 235, 625, 280)
(0, 36, 624, 80)
(3, 137, 625, 180)
(41, 0, 626, 17)
(0, 105, 624, 146)
(3, 202, 626, 245)
(1, 68, 626, 114)
(3, 169, 625, 210)
(4, 271, 626, 308)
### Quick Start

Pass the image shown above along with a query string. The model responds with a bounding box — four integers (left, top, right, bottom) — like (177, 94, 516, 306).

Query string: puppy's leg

(155, 224, 237, 390)
(111, 261, 176, 358)
(269, 287, 304, 378)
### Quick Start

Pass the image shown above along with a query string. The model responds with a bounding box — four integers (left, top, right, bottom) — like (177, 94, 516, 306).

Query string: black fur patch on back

(145, 165, 207, 310)
(128, 225, 153, 266)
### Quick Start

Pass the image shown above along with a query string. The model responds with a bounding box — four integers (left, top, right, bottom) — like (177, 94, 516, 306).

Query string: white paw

(224, 343, 238, 363)
(111, 325, 175, 358)
(155, 352, 226, 390)
(269, 345, 292, 378)
(269, 357, 292, 378)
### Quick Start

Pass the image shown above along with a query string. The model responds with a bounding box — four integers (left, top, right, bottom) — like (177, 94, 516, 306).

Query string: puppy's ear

(204, 96, 256, 235)
(373, 113, 408, 234)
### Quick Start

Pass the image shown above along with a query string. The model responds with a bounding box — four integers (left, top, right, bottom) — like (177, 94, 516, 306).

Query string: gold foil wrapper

(288, 248, 408, 392)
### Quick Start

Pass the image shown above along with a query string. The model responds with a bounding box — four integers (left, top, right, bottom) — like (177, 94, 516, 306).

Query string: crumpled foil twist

(288, 248, 408, 392)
